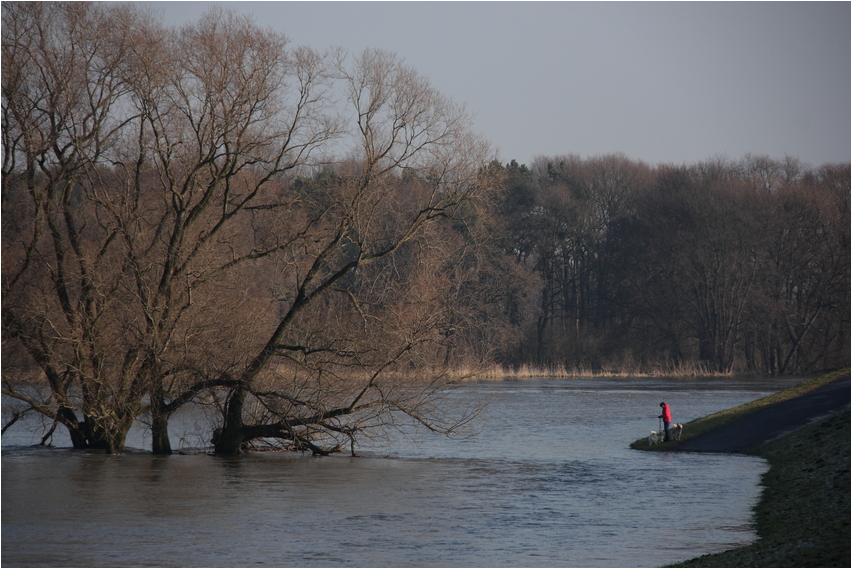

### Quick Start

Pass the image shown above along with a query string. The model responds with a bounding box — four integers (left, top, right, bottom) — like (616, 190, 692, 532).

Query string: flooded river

(2, 375, 804, 567)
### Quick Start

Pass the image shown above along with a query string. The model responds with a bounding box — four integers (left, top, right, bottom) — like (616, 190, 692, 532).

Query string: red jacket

(660, 404, 671, 422)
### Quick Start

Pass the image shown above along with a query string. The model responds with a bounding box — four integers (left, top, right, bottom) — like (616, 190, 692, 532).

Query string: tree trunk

(150, 409, 172, 455)
(85, 416, 132, 454)
(698, 332, 715, 369)
(151, 416, 171, 455)
(58, 407, 88, 449)
(149, 385, 172, 455)
(213, 387, 247, 454)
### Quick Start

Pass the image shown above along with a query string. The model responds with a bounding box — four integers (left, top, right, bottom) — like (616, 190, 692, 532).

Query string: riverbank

(673, 405, 850, 567)
(630, 369, 849, 451)
(633, 369, 851, 567)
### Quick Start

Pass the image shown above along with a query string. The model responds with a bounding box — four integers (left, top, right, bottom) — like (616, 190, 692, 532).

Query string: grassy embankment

(674, 404, 850, 567)
(629, 368, 848, 451)
(629, 369, 850, 567)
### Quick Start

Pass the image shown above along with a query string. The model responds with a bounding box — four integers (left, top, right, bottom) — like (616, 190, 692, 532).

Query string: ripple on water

(2, 377, 782, 567)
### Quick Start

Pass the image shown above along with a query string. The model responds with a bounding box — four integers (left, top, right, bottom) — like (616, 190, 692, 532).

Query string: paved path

(673, 374, 851, 454)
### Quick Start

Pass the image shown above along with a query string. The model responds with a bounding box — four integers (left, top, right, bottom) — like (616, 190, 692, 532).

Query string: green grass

(671, 405, 850, 567)
(630, 369, 849, 451)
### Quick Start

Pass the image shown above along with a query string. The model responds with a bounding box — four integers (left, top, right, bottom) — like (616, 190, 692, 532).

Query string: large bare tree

(210, 48, 496, 455)
(2, 3, 496, 454)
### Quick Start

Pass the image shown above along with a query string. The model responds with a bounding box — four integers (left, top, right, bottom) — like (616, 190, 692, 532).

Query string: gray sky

(145, 1, 850, 167)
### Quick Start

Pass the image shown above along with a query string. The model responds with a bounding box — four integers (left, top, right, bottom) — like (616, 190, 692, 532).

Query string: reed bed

(460, 361, 735, 381)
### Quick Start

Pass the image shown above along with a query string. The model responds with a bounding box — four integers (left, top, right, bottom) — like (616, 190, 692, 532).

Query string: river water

(2, 375, 804, 567)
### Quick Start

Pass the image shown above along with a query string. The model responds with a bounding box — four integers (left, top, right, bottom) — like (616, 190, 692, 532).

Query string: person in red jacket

(659, 402, 672, 441)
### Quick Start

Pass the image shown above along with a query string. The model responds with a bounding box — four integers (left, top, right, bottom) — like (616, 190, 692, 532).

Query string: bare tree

(2, 3, 335, 452)
(2, 2, 149, 451)
(210, 48, 496, 454)
(755, 164, 851, 374)
(2, 4, 496, 454)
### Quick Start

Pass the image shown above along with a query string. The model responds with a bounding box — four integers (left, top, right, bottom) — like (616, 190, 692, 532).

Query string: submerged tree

(2, 3, 497, 454)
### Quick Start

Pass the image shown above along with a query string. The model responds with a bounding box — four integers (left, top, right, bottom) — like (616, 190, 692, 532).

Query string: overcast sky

(146, 1, 850, 168)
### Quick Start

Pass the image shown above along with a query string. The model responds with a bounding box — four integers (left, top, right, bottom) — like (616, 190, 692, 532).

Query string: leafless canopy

(2, 2, 497, 454)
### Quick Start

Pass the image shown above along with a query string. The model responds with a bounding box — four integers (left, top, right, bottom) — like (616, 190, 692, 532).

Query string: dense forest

(278, 153, 852, 378)
(2, 3, 849, 454)
(488, 154, 849, 375)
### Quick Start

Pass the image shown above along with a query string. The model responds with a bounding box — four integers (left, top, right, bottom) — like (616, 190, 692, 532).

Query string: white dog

(670, 423, 684, 441)
(648, 430, 665, 445)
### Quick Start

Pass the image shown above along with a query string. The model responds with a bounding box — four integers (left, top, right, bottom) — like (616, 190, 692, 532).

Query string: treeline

(203, 153, 851, 377)
(483, 154, 850, 375)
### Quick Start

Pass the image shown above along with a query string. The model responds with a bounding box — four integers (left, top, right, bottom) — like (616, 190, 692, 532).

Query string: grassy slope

(630, 369, 849, 451)
(639, 369, 851, 567)
(672, 405, 850, 567)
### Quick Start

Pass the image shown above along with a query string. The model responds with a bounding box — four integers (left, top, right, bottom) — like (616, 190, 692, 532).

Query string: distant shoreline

(462, 362, 755, 381)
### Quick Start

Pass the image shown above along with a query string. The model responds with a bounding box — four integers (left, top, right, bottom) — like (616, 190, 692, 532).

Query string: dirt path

(673, 374, 851, 454)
